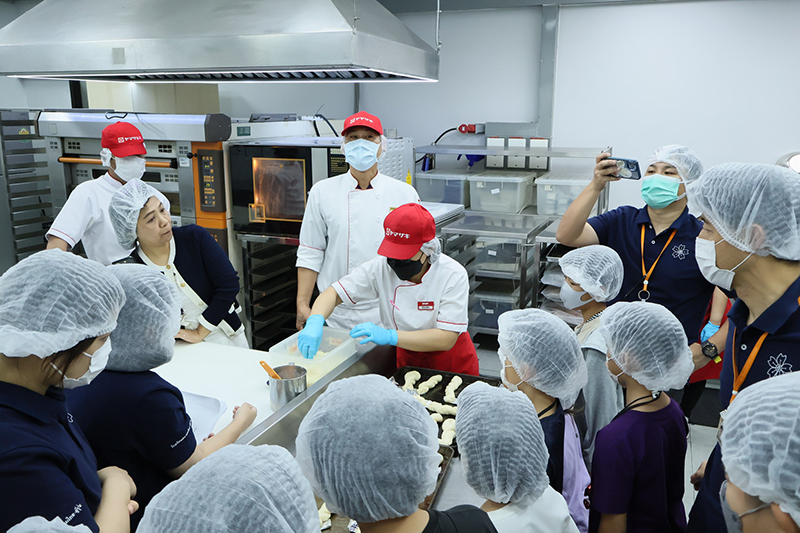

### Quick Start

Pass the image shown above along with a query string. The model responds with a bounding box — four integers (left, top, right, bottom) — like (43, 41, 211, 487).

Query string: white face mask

(500, 356, 523, 392)
(606, 357, 624, 386)
(113, 156, 146, 182)
(695, 237, 753, 292)
(50, 340, 111, 389)
(560, 282, 592, 310)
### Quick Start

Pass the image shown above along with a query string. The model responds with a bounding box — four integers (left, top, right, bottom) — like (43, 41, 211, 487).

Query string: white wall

(362, 8, 543, 170)
(551, 0, 800, 209)
(218, 83, 355, 121)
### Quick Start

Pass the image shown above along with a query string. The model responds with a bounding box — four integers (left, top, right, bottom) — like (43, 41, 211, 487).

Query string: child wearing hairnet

(67, 264, 257, 529)
(589, 302, 694, 533)
(558, 245, 625, 472)
(295, 374, 498, 532)
(719, 372, 800, 533)
(456, 381, 579, 533)
(497, 309, 590, 533)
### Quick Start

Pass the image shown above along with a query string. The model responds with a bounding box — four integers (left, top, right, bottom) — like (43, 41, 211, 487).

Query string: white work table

(154, 340, 359, 437)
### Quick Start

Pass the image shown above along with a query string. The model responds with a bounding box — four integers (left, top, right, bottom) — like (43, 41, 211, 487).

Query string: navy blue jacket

(126, 225, 242, 332)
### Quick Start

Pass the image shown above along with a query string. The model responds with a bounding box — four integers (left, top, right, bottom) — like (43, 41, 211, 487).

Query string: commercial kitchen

(1, 1, 799, 532)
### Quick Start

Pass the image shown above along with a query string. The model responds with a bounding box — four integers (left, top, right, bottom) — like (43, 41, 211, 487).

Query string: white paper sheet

(181, 391, 228, 442)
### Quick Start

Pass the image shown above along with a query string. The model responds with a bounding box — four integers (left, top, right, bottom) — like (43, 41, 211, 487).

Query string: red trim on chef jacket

(396, 332, 479, 376)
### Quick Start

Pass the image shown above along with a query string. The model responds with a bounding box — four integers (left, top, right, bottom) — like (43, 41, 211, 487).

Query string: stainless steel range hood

(0, 0, 439, 82)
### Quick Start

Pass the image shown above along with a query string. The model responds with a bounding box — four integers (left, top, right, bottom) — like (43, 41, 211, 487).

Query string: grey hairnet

(600, 302, 693, 391)
(456, 381, 549, 505)
(559, 245, 624, 302)
(687, 163, 800, 260)
(721, 372, 800, 526)
(295, 375, 440, 523)
(498, 309, 588, 408)
(108, 179, 162, 249)
(0, 250, 125, 359)
(420, 237, 442, 264)
(8, 517, 92, 532)
(138, 444, 319, 533)
(105, 264, 181, 372)
(646, 145, 703, 184)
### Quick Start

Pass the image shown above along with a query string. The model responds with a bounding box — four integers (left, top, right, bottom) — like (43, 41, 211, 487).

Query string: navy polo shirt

(0, 381, 101, 533)
(67, 370, 197, 530)
(588, 206, 715, 342)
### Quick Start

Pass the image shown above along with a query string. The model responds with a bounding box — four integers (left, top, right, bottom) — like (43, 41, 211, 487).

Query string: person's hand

(700, 321, 721, 343)
(690, 342, 709, 372)
(175, 327, 204, 344)
(233, 402, 257, 427)
(349, 322, 398, 346)
(298, 314, 325, 358)
(98, 466, 138, 513)
(691, 460, 707, 491)
(296, 303, 312, 331)
(591, 153, 622, 192)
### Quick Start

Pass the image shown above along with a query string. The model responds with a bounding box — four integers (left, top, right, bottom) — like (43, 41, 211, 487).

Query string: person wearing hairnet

(558, 245, 625, 472)
(456, 381, 579, 532)
(296, 111, 420, 331)
(46, 122, 170, 266)
(556, 146, 727, 413)
(298, 203, 479, 374)
(8, 517, 93, 532)
(685, 163, 800, 533)
(590, 301, 693, 533)
(0, 250, 137, 533)
(295, 374, 497, 532)
(138, 444, 319, 533)
(498, 309, 590, 532)
(719, 372, 800, 533)
(66, 264, 257, 529)
(109, 179, 247, 347)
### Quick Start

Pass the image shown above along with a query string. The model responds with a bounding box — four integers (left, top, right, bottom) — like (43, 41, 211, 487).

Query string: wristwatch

(701, 341, 722, 364)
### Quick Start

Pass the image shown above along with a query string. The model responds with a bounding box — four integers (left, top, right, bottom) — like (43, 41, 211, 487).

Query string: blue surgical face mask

(641, 174, 685, 209)
(344, 139, 380, 172)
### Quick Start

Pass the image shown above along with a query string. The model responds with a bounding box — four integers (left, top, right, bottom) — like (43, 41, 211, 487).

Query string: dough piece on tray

(438, 429, 455, 446)
(402, 370, 422, 391)
(417, 374, 443, 395)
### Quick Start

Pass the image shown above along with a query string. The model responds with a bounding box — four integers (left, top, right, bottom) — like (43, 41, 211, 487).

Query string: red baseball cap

(101, 122, 147, 158)
(377, 203, 436, 260)
(342, 111, 383, 136)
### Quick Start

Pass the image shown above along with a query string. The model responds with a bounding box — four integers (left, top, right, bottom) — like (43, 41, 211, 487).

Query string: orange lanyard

(639, 226, 677, 300)
(729, 329, 769, 404)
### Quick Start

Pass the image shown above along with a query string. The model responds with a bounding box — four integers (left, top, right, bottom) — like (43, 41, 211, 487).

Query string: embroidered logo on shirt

(767, 353, 793, 377)
(64, 504, 83, 524)
(418, 301, 434, 311)
(66, 413, 74, 423)
(672, 244, 689, 260)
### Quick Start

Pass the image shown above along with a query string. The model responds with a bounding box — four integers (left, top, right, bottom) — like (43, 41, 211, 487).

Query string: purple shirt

(589, 398, 688, 533)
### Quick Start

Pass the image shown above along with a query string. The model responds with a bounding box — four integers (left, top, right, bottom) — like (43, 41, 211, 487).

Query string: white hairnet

(295, 375, 440, 523)
(721, 372, 800, 525)
(108, 179, 163, 250)
(138, 444, 319, 533)
(646, 145, 703, 184)
(0, 250, 125, 359)
(456, 381, 549, 505)
(498, 309, 588, 408)
(105, 264, 181, 372)
(421, 237, 442, 264)
(687, 163, 800, 260)
(600, 302, 693, 391)
(8, 517, 92, 532)
(559, 245, 624, 302)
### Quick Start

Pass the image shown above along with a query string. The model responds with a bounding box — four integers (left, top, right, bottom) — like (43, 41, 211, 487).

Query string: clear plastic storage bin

(268, 327, 356, 364)
(536, 173, 592, 216)
(416, 170, 471, 206)
(468, 171, 535, 213)
(471, 288, 521, 330)
(475, 238, 522, 273)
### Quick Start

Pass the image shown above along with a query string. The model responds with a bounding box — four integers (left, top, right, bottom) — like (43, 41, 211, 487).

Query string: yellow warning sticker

(406, 170, 412, 185)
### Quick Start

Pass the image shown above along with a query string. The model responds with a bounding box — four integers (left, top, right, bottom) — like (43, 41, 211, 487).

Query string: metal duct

(0, 0, 439, 82)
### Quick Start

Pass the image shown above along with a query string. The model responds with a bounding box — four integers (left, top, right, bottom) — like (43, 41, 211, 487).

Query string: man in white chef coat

(46, 121, 169, 265)
(295, 111, 419, 330)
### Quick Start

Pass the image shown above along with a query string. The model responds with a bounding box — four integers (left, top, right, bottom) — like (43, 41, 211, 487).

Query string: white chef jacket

(296, 172, 419, 329)
(488, 486, 579, 533)
(46, 173, 170, 266)
(332, 254, 469, 334)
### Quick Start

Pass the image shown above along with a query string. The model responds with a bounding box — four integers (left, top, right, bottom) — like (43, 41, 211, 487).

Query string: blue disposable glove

(700, 322, 721, 343)
(349, 322, 398, 346)
(298, 314, 325, 359)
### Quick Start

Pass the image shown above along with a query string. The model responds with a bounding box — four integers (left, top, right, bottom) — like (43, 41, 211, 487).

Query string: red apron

(396, 331, 480, 376)
(689, 299, 733, 383)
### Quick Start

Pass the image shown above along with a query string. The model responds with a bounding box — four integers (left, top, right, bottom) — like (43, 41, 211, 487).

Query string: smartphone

(605, 157, 641, 180)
